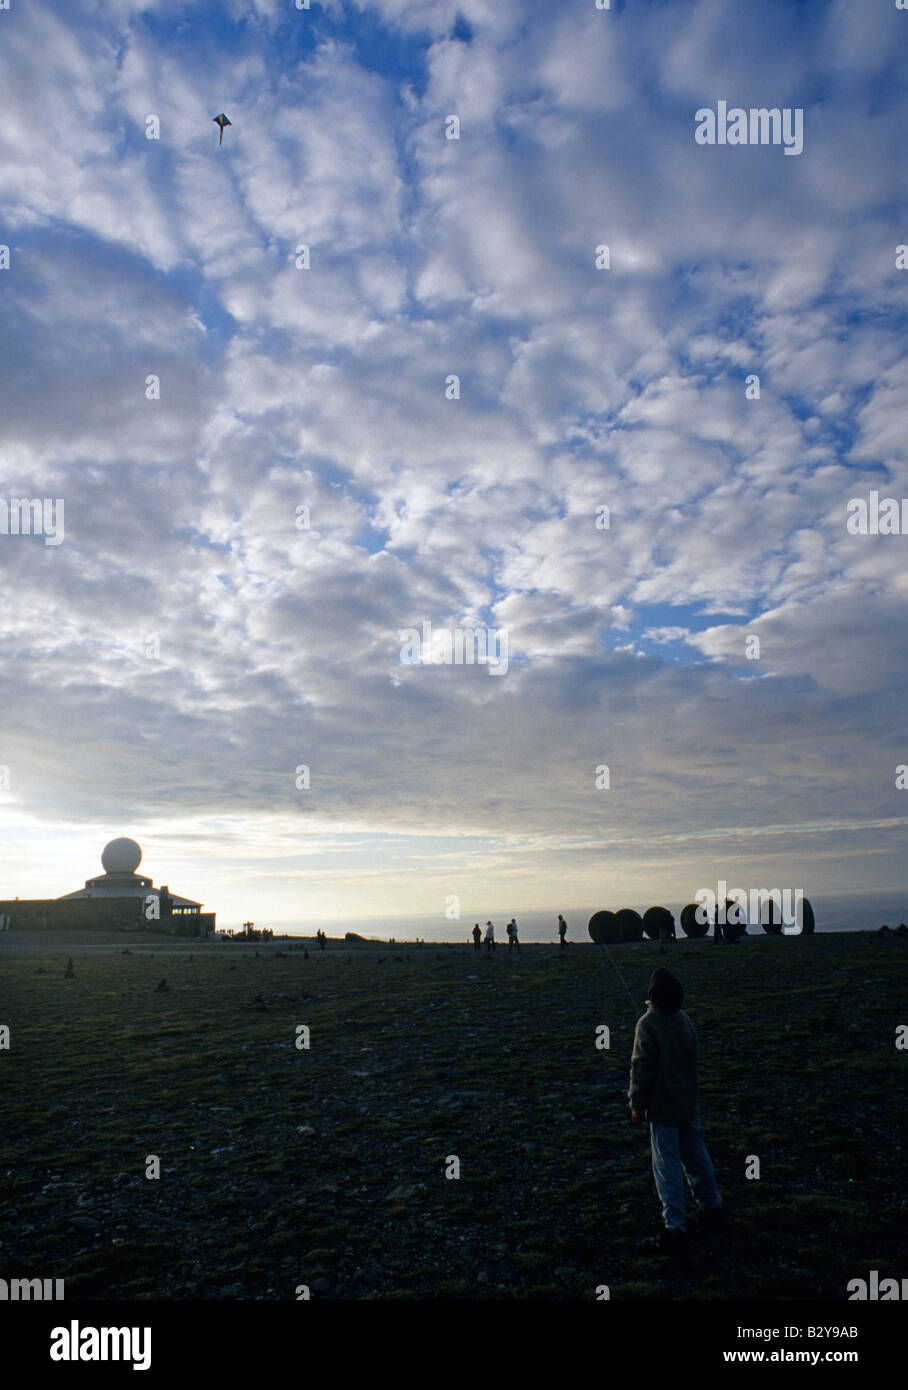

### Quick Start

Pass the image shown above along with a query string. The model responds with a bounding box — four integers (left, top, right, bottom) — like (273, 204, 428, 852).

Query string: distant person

(507, 918, 521, 952)
(656, 910, 675, 955)
(317, 929, 326, 951)
(713, 906, 723, 944)
(484, 921, 496, 953)
(724, 899, 745, 943)
(558, 914, 567, 947)
(472, 923, 482, 952)
(628, 967, 723, 1253)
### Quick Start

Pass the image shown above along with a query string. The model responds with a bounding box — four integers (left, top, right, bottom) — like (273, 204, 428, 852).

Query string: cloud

(1, 0, 906, 920)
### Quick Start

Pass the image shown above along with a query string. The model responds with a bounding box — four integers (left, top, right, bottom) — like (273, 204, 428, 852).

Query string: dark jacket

(628, 1003, 699, 1124)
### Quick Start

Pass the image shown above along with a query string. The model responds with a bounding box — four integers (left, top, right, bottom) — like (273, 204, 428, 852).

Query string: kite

(213, 113, 232, 146)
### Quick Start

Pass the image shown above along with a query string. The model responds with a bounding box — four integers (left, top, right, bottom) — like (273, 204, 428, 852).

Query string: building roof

(57, 880, 202, 908)
(55, 840, 204, 908)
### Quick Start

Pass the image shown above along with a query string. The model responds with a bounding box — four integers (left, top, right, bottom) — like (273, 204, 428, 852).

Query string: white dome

(101, 837, 142, 875)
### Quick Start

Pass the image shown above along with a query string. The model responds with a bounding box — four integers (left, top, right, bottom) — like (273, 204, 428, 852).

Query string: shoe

(645, 1227, 688, 1255)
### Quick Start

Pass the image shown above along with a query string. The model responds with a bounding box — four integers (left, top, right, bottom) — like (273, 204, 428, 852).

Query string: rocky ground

(0, 929, 904, 1299)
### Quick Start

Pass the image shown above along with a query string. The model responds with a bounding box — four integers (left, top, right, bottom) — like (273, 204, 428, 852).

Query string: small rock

(70, 1215, 100, 1232)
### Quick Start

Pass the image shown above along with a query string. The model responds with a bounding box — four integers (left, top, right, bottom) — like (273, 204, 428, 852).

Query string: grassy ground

(0, 929, 904, 1299)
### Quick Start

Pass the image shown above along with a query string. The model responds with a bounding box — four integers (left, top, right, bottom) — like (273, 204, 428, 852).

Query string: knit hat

(648, 967, 683, 1013)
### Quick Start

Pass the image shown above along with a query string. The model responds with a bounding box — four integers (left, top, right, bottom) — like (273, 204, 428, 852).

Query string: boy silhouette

(628, 967, 723, 1253)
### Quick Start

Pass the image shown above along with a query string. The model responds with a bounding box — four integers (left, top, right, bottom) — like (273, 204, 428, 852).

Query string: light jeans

(649, 1115, 721, 1231)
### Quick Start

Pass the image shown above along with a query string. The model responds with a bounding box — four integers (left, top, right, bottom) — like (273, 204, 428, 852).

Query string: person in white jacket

(483, 921, 496, 953)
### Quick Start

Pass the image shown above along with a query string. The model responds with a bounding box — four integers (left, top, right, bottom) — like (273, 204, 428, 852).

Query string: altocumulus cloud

(0, 0, 906, 921)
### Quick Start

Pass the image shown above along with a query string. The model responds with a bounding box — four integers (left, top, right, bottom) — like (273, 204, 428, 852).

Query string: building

(0, 837, 216, 937)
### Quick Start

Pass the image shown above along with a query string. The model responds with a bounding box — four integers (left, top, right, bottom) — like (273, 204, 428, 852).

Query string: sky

(0, 0, 906, 933)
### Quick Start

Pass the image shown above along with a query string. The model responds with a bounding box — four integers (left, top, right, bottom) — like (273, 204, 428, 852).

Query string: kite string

(601, 938, 640, 1009)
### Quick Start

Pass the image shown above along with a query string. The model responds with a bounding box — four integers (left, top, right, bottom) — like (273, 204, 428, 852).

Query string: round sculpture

(680, 901, 710, 938)
(760, 899, 783, 934)
(101, 837, 142, 875)
(643, 906, 675, 940)
(784, 896, 815, 935)
(760, 896, 815, 935)
(588, 910, 619, 943)
(614, 908, 644, 942)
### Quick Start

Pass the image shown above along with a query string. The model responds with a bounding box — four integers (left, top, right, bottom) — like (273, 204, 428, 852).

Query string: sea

(237, 891, 908, 942)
